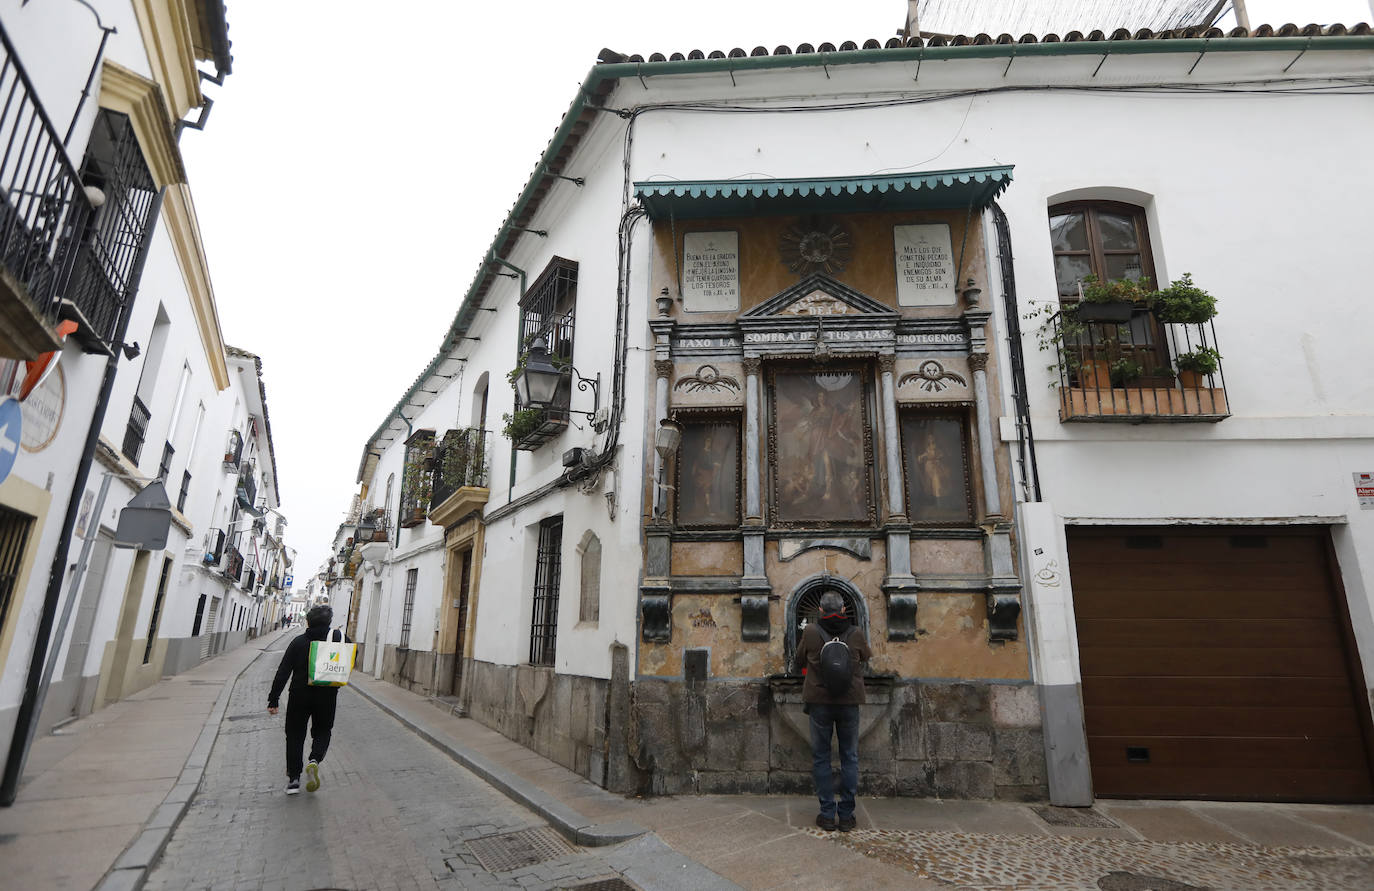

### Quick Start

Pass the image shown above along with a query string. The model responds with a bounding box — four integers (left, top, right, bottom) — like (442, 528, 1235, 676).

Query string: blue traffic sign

(283, 573, 294, 587)
(0, 397, 22, 486)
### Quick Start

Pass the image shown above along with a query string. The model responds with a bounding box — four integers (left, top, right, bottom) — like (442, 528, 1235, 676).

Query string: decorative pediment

(741, 274, 899, 321)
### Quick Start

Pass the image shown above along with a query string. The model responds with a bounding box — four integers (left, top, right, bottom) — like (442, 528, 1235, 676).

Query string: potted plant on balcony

(502, 408, 543, 443)
(1151, 273, 1217, 324)
(1076, 274, 1155, 323)
(1109, 358, 1145, 387)
(1175, 346, 1222, 388)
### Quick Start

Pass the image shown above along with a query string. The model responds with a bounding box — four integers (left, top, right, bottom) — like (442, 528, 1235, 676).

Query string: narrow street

(145, 637, 670, 891)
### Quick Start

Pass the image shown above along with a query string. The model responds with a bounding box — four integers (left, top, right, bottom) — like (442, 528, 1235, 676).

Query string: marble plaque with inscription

(683, 231, 740, 312)
(894, 223, 956, 307)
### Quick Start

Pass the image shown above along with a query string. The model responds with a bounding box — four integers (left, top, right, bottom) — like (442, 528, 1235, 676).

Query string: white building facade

(352, 23, 1374, 803)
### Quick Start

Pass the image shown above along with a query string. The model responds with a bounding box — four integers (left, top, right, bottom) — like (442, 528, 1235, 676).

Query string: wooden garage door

(1070, 527, 1374, 802)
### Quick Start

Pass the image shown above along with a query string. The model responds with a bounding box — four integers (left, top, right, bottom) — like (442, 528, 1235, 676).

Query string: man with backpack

(266, 605, 351, 795)
(792, 590, 872, 832)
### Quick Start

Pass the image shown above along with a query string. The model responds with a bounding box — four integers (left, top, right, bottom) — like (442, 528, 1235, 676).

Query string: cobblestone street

(145, 640, 655, 891)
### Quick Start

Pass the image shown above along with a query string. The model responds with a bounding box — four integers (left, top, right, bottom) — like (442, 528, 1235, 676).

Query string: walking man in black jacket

(267, 604, 345, 795)
(792, 590, 872, 832)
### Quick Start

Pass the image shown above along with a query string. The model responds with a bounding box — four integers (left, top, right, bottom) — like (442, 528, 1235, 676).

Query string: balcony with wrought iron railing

(223, 428, 243, 471)
(399, 431, 435, 528)
(0, 23, 96, 359)
(236, 464, 257, 509)
(429, 427, 493, 526)
(1046, 305, 1229, 422)
(203, 528, 226, 565)
(223, 546, 243, 582)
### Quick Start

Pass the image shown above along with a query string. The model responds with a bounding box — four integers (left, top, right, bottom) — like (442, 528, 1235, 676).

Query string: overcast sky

(177, 0, 1371, 582)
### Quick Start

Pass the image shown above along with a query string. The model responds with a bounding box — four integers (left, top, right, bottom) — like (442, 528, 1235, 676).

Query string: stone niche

(629, 675, 1047, 800)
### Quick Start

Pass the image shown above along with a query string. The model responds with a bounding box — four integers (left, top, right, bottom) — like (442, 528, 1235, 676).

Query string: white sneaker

(305, 760, 320, 792)
(285, 778, 300, 795)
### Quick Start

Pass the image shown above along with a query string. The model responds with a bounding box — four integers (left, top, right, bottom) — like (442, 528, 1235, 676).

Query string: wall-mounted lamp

(84, 185, 107, 208)
(516, 345, 600, 419)
(654, 417, 683, 457)
(120, 341, 140, 360)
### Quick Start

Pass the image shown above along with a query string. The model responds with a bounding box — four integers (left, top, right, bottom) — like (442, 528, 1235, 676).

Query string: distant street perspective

(144, 636, 642, 891)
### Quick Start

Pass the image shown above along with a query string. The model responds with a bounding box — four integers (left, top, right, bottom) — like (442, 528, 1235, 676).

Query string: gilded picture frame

(674, 411, 742, 529)
(899, 409, 974, 525)
(767, 365, 876, 528)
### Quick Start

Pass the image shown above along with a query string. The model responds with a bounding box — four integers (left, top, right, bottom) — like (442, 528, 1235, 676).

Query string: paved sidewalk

(352, 674, 1374, 890)
(0, 629, 290, 890)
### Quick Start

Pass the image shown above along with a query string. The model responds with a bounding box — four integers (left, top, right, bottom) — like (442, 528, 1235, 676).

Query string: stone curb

(348, 679, 647, 848)
(93, 632, 288, 891)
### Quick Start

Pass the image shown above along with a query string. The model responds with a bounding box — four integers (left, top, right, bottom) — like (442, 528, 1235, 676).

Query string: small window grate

(399, 568, 418, 649)
(529, 516, 563, 666)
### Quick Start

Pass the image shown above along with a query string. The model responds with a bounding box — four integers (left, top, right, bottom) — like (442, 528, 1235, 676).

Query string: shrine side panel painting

(676, 418, 741, 528)
(900, 412, 973, 525)
(769, 368, 873, 526)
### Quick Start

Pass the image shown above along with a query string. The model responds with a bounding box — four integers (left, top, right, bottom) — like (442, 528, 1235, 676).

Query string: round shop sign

(0, 396, 22, 486)
(21, 362, 64, 452)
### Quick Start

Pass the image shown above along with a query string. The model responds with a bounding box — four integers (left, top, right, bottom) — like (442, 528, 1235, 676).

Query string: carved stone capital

(968, 352, 990, 373)
(877, 354, 897, 375)
(987, 590, 1022, 642)
(653, 359, 675, 379)
(742, 356, 762, 375)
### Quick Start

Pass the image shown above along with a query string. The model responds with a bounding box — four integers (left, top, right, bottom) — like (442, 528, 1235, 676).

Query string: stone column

(739, 356, 770, 639)
(742, 357, 763, 522)
(969, 352, 1001, 519)
(652, 358, 673, 519)
(877, 354, 906, 522)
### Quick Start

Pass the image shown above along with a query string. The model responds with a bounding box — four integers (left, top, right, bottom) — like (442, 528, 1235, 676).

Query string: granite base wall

(381, 646, 438, 695)
(463, 659, 613, 788)
(457, 658, 1046, 801)
(629, 677, 1047, 800)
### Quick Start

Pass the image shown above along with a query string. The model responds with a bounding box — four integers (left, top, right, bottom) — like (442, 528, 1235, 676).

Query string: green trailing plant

(1175, 346, 1222, 376)
(1109, 358, 1145, 387)
(501, 408, 543, 442)
(1151, 273, 1217, 324)
(1079, 273, 1155, 304)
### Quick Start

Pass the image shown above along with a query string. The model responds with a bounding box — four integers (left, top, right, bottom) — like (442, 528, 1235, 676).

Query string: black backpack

(817, 627, 853, 696)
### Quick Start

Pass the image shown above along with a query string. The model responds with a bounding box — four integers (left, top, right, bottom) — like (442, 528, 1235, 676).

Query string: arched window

(1048, 201, 1157, 298)
(1049, 201, 1167, 373)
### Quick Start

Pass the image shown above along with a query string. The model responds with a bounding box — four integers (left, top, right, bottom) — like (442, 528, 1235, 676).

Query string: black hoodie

(268, 624, 346, 707)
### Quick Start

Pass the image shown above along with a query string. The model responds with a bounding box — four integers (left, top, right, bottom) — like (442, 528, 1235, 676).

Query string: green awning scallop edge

(634, 165, 1013, 220)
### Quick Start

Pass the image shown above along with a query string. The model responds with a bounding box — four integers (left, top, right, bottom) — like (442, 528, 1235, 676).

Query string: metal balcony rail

(356, 508, 390, 542)
(223, 546, 243, 582)
(122, 396, 150, 463)
(399, 432, 435, 527)
(223, 428, 243, 470)
(430, 427, 492, 508)
(1048, 305, 1229, 422)
(0, 24, 94, 326)
(65, 109, 156, 345)
(236, 466, 257, 509)
(204, 527, 225, 564)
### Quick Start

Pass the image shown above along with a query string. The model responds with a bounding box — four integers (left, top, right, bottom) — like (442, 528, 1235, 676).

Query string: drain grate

(1032, 805, 1120, 828)
(561, 879, 637, 891)
(467, 827, 577, 873)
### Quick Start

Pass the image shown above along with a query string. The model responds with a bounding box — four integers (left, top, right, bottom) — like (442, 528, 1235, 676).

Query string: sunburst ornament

(779, 219, 853, 276)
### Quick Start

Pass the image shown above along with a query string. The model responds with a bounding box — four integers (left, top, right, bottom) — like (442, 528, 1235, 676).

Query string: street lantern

(654, 418, 683, 457)
(514, 345, 563, 408)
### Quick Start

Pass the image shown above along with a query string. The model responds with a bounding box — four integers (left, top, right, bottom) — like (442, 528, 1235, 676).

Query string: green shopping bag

(307, 629, 356, 687)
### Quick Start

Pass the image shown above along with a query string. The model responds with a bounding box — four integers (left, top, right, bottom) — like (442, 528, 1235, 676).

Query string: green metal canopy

(634, 165, 1013, 220)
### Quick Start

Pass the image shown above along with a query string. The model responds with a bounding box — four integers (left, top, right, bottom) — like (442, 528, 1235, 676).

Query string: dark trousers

(809, 703, 860, 820)
(284, 690, 337, 779)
